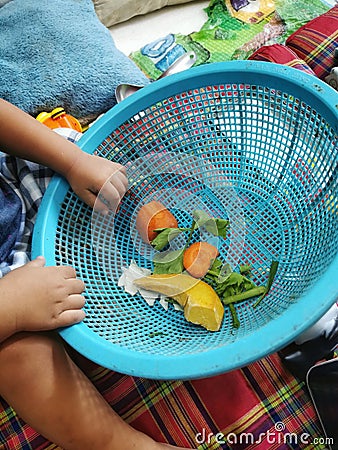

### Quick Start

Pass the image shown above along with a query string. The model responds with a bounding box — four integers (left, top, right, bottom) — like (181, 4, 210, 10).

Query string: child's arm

(0, 99, 128, 213)
(0, 100, 129, 342)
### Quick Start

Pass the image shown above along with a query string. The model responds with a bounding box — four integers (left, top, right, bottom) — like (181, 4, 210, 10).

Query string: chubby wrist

(50, 138, 85, 179)
(0, 283, 20, 343)
(62, 150, 92, 185)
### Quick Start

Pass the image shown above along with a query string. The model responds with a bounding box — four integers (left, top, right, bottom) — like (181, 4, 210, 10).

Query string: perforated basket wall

(33, 61, 338, 379)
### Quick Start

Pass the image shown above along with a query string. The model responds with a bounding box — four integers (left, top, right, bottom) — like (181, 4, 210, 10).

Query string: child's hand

(1, 256, 86, 336)
(0, 101, 128, 214)
(66, 152, 128, 214)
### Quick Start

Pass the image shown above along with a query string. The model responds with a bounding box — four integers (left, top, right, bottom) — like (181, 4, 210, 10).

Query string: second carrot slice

(183, 242, 219, 278)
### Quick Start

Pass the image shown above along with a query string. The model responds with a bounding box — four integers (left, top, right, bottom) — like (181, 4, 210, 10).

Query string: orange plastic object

(36, 107, 82, 132)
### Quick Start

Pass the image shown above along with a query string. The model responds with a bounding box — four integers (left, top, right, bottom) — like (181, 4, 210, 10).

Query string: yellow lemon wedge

(134, 274, 224, 331)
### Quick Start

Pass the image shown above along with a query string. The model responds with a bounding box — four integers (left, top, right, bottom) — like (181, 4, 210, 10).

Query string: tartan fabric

(0, 353, 327, 449)
(248, 44, 316, 76)
(286, 5, 338, 80)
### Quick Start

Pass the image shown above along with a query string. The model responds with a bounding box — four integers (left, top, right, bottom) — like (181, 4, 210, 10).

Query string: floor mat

(0, 353, 328, 449)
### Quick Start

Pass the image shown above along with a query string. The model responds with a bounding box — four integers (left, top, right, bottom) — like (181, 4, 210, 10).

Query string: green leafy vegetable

(151, 227, 186, 251)
(147, 206, 279, 330)
(192, 210, 229, 238)
(203, 260, 265, 329)
(213, 218, 230, 238)
(264, 260, 280, 293)
(151, 210, 228, 255)
(153, 249, 184, 274)
(217, 262, 233, 283)
(215, 272, 256, 297)
(192, 209, 214, 228)
(208, 258, 223, 273)
(204, 259, 233, 283)
(222, 286, 266, 305)
(240, 264, 252, 278)
(253, 260, 279, 308)
(148, 331, 168, 338)
(229, 303, 240, 329)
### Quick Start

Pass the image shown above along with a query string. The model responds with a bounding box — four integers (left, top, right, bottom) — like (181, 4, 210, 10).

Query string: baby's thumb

(28, 256, 46, 268)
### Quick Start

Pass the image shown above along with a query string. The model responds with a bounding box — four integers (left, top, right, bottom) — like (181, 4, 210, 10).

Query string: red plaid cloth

(248, 44, 316, 76)
(286, 5, 338, 80)
(0, 352, 326, 449)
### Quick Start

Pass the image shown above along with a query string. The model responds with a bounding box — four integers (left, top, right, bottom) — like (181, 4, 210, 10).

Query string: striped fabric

(0, 353, 328, 449)
(286, 5, 338, 80)
(248, 44, 316, 76)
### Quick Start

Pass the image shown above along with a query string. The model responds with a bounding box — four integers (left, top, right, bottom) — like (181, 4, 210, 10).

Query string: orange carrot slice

(136, 201, 178, 243)
(183, 242, 219, 278)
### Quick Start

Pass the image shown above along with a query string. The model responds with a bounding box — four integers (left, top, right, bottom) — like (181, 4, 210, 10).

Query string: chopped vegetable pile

(120, 201, 279, 331)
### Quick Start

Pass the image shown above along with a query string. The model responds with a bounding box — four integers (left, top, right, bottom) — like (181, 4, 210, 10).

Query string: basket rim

(78, 60, 338, 157)
(32, 60, 338, 379)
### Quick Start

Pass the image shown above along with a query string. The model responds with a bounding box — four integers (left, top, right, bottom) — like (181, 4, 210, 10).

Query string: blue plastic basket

(33, 61, 338, 380)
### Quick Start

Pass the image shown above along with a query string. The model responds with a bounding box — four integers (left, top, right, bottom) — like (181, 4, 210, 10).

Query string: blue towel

(0, 0, 148, 123)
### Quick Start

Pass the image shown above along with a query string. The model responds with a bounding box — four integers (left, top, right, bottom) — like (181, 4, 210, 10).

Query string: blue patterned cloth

(0, 171, 21, 263)
(0, 154, 52, 277)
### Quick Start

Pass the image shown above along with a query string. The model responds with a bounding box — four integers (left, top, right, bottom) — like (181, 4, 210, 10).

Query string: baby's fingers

(100, 167, 128, 204)
(66, 294, 86, 310)
(111, 172, 128, 198)
(58, 265, 77, 279)
(115, 168, 128, 191)
(57, 308, 86, 328)
(57, 294, 86, 327)
(66, 278, 86, 294)
(96, 183, 121, 213)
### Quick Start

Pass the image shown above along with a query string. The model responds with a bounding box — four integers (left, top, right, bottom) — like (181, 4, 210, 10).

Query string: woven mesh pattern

(53, 80, 337, 360)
